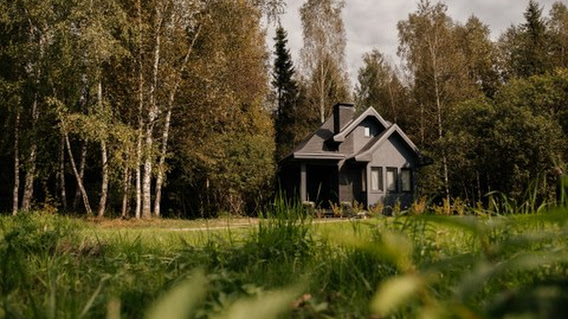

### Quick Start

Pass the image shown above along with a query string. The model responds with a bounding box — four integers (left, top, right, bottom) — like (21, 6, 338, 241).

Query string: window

(401, 168, 412, 192)
(386, 167, 398, 192)
(364, 126, 371, 137)
(371, 167, 383, 192)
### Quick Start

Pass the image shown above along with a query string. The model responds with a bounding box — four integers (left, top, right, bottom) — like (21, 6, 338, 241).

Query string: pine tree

(272, 25, 298, 160)
(501, 0, 551, 78)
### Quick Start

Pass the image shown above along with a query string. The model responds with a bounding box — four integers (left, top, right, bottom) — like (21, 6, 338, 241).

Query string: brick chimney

(333, 103, 355, 134)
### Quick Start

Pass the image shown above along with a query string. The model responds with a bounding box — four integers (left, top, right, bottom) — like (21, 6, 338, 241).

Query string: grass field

(2, 208, 568, 318)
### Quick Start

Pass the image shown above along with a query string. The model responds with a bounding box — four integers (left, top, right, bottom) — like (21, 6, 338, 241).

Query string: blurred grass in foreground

(2, 205, 568, 318)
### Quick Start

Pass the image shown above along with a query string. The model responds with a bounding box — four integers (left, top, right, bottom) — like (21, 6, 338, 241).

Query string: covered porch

(279, 159, 341, 209)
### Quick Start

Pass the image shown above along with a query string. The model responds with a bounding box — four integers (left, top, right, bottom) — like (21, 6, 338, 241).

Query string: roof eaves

(293, 152, 345, 160)
(391, 124, 420, 155)
(332, 107, 389, 142)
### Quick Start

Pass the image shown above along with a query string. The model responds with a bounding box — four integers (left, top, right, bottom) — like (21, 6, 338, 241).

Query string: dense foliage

(1, 0, 568, 217)
(357, 0, 568, 205)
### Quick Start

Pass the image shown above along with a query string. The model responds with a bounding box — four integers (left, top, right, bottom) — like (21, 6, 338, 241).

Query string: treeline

(274, 0, 568, 206)
(0, 0, 282, 217)
(1, 0, 567, 218)
(357, 0, 568, 203)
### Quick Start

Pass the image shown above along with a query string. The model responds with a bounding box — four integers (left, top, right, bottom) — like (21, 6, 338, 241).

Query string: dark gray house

(279, 103, 428, 209)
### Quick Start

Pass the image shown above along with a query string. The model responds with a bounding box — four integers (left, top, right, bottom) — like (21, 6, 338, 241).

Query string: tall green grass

(2, 201, 568, 318)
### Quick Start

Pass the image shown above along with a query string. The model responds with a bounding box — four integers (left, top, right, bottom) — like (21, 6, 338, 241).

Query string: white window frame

(364, 126, 371, 137)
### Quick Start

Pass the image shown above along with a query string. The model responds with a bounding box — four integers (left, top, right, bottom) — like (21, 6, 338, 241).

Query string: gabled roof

(351, 124, 420, 162)
(281, 115, 345, 162)
(332, 107, 389, 142)
(281, 106, 422, 164)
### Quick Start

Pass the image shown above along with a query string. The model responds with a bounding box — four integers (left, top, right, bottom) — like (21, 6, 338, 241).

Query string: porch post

(366, 163, 371, 207)
(300, 163, 307, 202)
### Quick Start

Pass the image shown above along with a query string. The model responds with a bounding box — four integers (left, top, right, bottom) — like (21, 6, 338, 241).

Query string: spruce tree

(272, 25, 299, 160)
(502, 0, 551, 78)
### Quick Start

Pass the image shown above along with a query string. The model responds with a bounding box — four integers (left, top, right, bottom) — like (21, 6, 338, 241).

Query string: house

(278, 103, 430, 209)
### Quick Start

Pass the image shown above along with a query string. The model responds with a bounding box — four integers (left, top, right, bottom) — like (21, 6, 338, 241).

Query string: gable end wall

(367, 133, 418, 208)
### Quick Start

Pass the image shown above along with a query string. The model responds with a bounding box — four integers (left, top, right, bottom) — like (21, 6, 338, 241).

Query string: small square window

(364, 127, 371, 137)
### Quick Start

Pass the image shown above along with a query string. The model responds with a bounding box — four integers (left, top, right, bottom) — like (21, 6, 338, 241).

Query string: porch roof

(292, 152, 345, 160)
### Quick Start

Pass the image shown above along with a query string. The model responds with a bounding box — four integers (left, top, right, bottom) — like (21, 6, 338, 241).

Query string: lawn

(2, 209, 568, 318)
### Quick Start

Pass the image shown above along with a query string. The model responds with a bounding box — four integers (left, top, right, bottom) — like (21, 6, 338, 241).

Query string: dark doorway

(307, 165, 337, 208)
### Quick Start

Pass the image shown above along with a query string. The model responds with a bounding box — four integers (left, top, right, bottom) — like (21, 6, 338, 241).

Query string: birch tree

(398, 0, 469, 199)
(0, 0, 62, 212)
(300, 0, 350, 124)
(355, 49, 408, 123)
(173, 0, 276, 216)
(137, 0, 206, 218)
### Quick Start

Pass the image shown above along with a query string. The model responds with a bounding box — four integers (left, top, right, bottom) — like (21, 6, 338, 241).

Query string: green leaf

(211, 287, 299, 319)
(145, 269, 208, 319)
(370, 274, 424, 316)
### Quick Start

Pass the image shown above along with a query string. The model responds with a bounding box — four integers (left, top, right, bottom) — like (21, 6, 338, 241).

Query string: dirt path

(168, 218, 356, 232)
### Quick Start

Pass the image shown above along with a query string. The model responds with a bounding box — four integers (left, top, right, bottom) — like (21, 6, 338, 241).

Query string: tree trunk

(154, 23, 202, 217)
(135, 131, 143, 218)
(153, 112, 168, 218)
(319, 62, 326, 124)
(142, 9, 163, 219)
(121, 164, 130, 218)
(98, 140, 108, 217)
(65, 133, 92, 215)
(59, 135, 67, 210)
(12, 106, 20, 215)
(387, 77, 398, 123)
(21, 95, 39, 211)
(432, 48, 450, 202)
(97, 81, 108, 218)
(134, 0, 143, 219)
(72, 142, 88, 211)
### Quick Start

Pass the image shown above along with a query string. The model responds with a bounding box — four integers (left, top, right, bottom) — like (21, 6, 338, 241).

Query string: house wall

(337, 117, 389, 206)
(352, 118, 383, 152)
(367, 132, 418, 209)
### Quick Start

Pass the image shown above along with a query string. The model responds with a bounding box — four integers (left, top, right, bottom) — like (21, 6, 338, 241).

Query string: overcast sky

(269, 0, 561, 85)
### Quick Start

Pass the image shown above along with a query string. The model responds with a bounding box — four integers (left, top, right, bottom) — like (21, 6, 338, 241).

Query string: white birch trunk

(319, 62, 326, 124)
(72, 142, 87, 211)
(98, 140, 108, 217)
(121, 164, 130, 218)
(153, 112, 168, 218)
(142, 9, 163, 219)
(65, 133, 92, 215)
(135, 131, 143, 218)
(153, 24, 202, 217)
(431, 43, 450, 202)
(21, 95, 39, 211)
(134, 0, 143, 219)
(59, 135, 67, 210)
(21, 28, 45, 212)
(12, 107, 20, 215)
(96, 81, 108, 218)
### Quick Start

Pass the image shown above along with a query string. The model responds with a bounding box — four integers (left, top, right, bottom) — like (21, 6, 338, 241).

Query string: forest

(1, 0, 568, 218)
